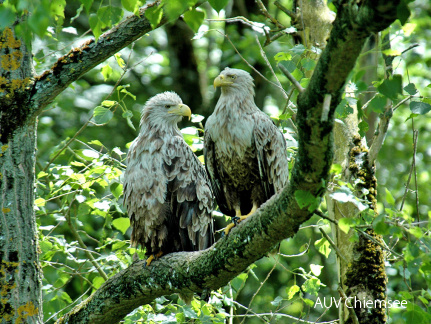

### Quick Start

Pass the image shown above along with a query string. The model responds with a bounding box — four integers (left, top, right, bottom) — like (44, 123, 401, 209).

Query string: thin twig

(240, 254, 280, 324)
(274, 1, 297, 19)
(255, 35, 287, 100)
(400, 129, 418, 212)
(314, 209, 338, 225)
(256, 0, 285, 29)
(278, 63, 305, 93)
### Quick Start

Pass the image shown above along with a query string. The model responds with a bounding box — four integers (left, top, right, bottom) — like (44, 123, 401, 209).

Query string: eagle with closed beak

(204, 68, 289, 235)
(123, 92, 214, 266)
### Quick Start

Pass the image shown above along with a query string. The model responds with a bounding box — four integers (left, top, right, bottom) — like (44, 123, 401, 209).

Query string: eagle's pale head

(213, 67, 255, 97)
(140, 91, 191, 130)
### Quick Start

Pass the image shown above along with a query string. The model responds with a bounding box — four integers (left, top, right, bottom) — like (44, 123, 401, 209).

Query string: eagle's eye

(230, 75, 237, 80)
(165, 105, 171, 109)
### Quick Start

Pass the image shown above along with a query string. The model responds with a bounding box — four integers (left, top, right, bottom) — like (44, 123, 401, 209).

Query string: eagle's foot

(145, 251, 163, 267)
(223, 222, 237, 236)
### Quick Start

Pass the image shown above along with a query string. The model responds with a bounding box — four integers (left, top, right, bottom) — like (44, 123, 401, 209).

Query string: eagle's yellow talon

(145, 251, 164, 267)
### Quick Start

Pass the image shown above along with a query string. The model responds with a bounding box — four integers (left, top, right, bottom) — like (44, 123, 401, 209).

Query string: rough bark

(0, 22, 42, 323)
(57, 1, 400, 323)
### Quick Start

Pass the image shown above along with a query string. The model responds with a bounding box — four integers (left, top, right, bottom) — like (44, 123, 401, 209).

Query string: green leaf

(92, 276, 105, 289)
(270, 296, 284, 306)
(385, 188, 395, 206)
(408, 227, 423, 239)
(410, 101, 431, 115)
(145, 4, 163, 29)
(338, 218, 355, 234)
(373, 215, 389, 235)
(122, 0, 139, 13)
(315, 237, 331, 258)
(28, 6, 50, 37)
(329, 186, 368, 211)
(37, 171, 49, 179)
(358, 120, 369, 137)
(114, 53, 126, 69)
(301, 57, 316, 71)
(93, 106, 113, 125)
(112, 217, 130, 235)
(100, 64, 112, 81)
(302, 298, 314, 307)
(79, 0, 94, 13)
(51, 0, 66, 18)
(397, 0, 411, 26)
(377, 74, 403, 100)
(274, 52, 292, 64)
(89, 13, 102, 39)
(330, 164, 342, 175)
(404, 83, 417, 95)
(294, 190, 320, 212)
(368, 94, 387, 113)
(97, 6, 123, 28)
(110, 182, 123, 199)
(310, 264, 324, 276)
(35, 198, 46, 207)
(301, 278, 321, 296)
(0, 7, 17, 29)
(183, 8, 205, 33)
(164, 1, 196, 21)
(381, 48, 401, 56)
(402, 22, 416, 36)
(286, 285, 300, 300)
(209, 0, 230, 13)
(101, 100, 116, 108)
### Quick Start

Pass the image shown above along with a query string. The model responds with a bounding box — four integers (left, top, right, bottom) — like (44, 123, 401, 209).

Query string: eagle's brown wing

(253, 111, 289, 196)
(163, 136, 214, 251)
(123, 134, 213, 257)
(203, 130, 230, 215)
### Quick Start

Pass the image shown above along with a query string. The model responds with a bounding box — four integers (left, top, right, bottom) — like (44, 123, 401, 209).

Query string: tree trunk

(0, 24, 41, 323)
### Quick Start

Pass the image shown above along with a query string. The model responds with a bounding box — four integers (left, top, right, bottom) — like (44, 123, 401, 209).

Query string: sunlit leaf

(110, 182, 123, 199)
(310, 264, 324, 276)
(301, 278, 321, 296)
(286, 285, 300, 300)
(338, 218, 355, 234)
(112, 217, 130, 234)
(315, 237, 331, 258)
(35, 198, 46, 207)
(145, 3, 163, 29)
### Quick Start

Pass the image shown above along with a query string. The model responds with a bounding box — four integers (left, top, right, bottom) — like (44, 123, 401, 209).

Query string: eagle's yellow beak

(168, 104, 191, 120)
(214, 74, 233, 89)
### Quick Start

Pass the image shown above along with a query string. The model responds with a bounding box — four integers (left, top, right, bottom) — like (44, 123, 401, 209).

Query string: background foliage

(2, 0, 430, 322)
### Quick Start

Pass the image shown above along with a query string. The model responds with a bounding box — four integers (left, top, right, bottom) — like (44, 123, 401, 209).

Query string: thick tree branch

(58, 1, 400, 323)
